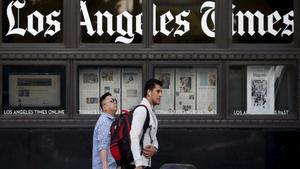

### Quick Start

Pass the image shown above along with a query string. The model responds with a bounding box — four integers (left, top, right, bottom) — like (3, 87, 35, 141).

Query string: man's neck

(145, 97, 154, 106)
(104, 111, 115, 116)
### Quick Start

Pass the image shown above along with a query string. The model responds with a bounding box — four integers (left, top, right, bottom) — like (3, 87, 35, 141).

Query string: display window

(80, 0, 143, 44)
(2, 0, 63, 43)
(78, 67, 142, 114)
(228, 62, 297, 118)
(232, 0, 294, 43)
(2, 65, 66, 115)
(153, 0, 215, 43)
(154, 66, 219, 115)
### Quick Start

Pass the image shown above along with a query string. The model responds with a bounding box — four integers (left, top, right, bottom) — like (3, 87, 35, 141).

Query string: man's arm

(130, 106, 148, 167)
(100, 149, 109, 169)
(96, 118, 111, 169)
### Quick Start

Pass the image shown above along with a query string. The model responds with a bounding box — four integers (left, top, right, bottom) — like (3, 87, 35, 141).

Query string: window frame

(225, 60, 298, 121)
(0, 60, 71, 120)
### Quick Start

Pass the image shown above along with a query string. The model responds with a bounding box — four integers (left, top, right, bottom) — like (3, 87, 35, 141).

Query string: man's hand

(135, 166, 143, 169)
(143, 145, 157, 159)
(103, 164, 109, 169)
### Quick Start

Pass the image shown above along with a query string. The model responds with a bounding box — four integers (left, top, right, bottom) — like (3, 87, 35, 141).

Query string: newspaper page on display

(101, 68, 121, 113)
(79, 68, 100, 114)
(155, 68, 175, 114)
(247, 66, 275, 114)
(175, 68, 196, 114)
(121, 68, 142, 110)
(197, 68, 217, 114)
(9, 74, 60, 107)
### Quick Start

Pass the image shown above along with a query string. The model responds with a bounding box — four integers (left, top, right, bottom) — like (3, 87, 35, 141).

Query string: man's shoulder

(133, 105, 148, 113)
(95, 114, 110, 127)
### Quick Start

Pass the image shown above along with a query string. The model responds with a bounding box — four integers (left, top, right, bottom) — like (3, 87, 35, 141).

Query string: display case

(151, 61, 221, 119)
(75, 61, 145, 115)
(227, 61, 297, 119)
(1, 63, 67, 117)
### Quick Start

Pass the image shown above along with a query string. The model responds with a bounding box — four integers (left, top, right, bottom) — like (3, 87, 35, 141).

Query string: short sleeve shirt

(92, 112, 117, 169)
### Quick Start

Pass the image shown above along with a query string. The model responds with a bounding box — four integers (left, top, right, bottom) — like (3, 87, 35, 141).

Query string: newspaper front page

(197, 68, 217, 114)
(79, 69, 100, 114)
(155, 68, 175, 114)
(121, 68, 142, 110)
(175, 68, 196, 114)
(247, 66, 275, 114)
(101, 68, 121, 113)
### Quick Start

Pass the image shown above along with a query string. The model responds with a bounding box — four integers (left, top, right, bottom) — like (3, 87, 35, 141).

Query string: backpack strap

(132, 104, 150, 156)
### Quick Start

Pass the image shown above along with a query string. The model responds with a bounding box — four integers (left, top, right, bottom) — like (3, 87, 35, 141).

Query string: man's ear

(102, 104, 106, 112)
(148, 90, 151, 96)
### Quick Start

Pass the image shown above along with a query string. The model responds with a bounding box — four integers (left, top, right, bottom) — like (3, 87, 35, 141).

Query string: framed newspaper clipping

(121, 68, 142, 110)
(101, 68, 121, 112)
(197, 68, 217, 114)
(79, 68, 100, 114)
(153, 63, 220, 116)
(155, 68, 175, 114)
(175, 68, 196, 114)
(228, 61, 297, 119)
(247, 66, 275, 114)
(78, 67, 142, 114)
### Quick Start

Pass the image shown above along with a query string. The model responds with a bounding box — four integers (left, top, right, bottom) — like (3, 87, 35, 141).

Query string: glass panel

(78, 67, 142, 114)
(229, 64, 296, 115)
(80, 0, 143, 44)
(232, 0, 294, 43)
(153, 0, 215, 43)
(2, 65, 66, 115)
(79, 68, 101, 114)
(154, 67, 217, 114)
(2, 0, 63, 43)
(121, 68, 143, 109)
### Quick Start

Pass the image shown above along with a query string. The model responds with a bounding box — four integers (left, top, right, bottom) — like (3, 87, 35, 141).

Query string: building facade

(1, 0, 300, 169)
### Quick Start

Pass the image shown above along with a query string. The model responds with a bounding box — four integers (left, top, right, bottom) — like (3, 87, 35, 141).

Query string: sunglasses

(109, 98, 118, 104)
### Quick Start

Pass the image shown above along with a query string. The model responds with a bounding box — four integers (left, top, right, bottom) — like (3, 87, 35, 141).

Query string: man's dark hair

(143, 78, 163, 97)
(100, 92, 112, 110)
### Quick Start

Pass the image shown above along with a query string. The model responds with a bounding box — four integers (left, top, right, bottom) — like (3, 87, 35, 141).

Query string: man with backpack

(93, 92, 118, 169)
(129, 79, 163, 169)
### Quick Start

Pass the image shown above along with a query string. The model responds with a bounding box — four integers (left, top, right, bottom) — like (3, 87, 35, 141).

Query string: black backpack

(110, 105, 150, 167)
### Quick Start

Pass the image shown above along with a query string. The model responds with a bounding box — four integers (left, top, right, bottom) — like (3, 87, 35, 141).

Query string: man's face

(149, 84, 163, 106)
(103, 95, 118, 113)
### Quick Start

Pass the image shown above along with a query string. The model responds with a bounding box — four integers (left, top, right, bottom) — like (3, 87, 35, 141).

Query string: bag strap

(132, 104, 150, 156)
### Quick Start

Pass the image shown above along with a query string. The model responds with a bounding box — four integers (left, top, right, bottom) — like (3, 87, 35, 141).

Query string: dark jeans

(123, 165, 151, 169)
